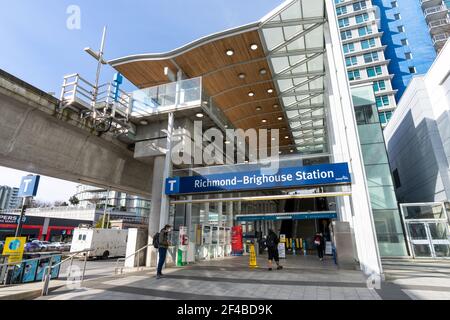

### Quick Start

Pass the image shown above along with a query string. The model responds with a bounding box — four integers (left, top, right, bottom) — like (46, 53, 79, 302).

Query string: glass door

(406, 221, 450, 258)
(407, 222, 432, 257)
(428, 222, 450, 258)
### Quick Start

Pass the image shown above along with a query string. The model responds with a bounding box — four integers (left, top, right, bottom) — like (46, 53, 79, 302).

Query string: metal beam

(269, 23, 324, 55)
(281, 89, 324, 98)
(274, 71, 325, 80)
(262, 17, 326, 29)
(170, 191, 352, 204)
(284, 103, 324, 111)
(279, 75, 324, 96)
(277, 52, 324, 76)
(269, 47, 325, 58)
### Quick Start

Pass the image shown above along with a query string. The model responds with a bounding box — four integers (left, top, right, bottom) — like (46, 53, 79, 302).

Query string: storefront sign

(0, 214, 26, 225)
(2, 237, 26, 264)
(165, 163, 350, 195)
(236, 212, 338, 222)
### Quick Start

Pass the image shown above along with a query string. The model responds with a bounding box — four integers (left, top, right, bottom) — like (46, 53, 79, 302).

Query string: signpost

(2, 237, 26, 264)
(15, 175, 40, 237)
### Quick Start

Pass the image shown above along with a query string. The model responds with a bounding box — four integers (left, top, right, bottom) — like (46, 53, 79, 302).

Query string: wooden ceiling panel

(115, 60, 177, 88)
(173, 31, 265, 77)
(112, 29, 296, 149)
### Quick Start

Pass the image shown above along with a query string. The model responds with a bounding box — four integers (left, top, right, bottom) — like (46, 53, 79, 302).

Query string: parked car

(31, 240, 55, 251)
(25, 242, 41, 252)
(41, 241, 57, 251)
(52, 242, 71, 251)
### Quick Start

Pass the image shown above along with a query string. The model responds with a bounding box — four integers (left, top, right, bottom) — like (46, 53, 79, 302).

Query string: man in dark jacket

(156, 224, 172, 279)
(266, 229, 283, 271)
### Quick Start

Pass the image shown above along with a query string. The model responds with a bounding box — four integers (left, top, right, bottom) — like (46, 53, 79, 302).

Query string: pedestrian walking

(266, 229, 283, 271)
(314, 232, 325, 261)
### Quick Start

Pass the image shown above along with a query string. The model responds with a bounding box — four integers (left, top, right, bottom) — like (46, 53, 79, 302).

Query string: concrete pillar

(146, 156, 165, 267)
(226, 202, 233, 227)
(324, 0, 382, 276)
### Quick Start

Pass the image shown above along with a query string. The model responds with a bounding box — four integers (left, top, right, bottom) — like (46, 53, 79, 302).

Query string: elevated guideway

(0, 69, 153, 197)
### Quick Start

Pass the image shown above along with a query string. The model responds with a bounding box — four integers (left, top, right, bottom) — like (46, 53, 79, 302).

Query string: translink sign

(165, 163, 351, 195)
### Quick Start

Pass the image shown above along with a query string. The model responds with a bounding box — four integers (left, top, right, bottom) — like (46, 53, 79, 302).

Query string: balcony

(424, 5, 448, 21)
(432, 32, 450, 47)
(421, 0, 444, 10)
(428, 16, 450, 33)
(130, 77, 202, 118)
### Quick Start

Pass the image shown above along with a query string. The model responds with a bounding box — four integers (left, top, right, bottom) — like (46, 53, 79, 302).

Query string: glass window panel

(433, 244, 450, 257)
(365, 164, 396, 188)
(361, 143, 389, 165)
(404, 204, 446, 220)
(428, 223, 448, 240)
(358, 122, 384, 145)
(413, 243, 432, 257)
(374, 209, 409, 256)
(262, 28, 285, 51)
(368, 185, 398, 209)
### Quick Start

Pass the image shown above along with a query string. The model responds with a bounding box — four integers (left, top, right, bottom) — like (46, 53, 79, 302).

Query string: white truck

(70, 227, 128, 259)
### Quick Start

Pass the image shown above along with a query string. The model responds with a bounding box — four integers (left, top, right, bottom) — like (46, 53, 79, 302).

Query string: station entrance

(167, 183, 350, 265)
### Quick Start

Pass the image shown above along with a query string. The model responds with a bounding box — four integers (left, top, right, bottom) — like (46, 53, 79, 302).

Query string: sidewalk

(37, 255, 404, 300)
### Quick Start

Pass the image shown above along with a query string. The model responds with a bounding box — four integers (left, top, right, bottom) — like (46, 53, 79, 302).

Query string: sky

(0, 0, 284, 202)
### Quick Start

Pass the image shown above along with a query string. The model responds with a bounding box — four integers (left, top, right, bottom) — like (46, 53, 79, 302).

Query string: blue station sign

(18, 175, 40, 197)
(165, 163, 351, 195)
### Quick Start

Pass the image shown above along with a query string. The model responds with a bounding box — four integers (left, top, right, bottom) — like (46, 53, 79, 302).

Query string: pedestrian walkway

(382, 259, 450, 300)
(37, 255, 414, 300)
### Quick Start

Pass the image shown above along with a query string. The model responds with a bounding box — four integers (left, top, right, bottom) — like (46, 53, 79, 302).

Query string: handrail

(41, 248, 93, 296)
(114, 243, 153, 273)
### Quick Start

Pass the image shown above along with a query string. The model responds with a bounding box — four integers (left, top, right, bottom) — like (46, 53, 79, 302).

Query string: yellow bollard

(249, 244, 258, 268)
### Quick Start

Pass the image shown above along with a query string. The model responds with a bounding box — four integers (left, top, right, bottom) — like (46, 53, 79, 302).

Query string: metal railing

(59, 74, 133, 135)
(433, 32, 450, 44)
(429, 17, 450, 30)
(130, 77, 202, 118)
(0, 249, 91, 288)
(114, 243, 153, 274)
(424, 5, 447, 16)
(41, 248, 93, 296)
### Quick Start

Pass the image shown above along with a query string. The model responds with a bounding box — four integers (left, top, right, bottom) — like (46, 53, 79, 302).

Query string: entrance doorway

(405, 221, 450, 258)
(400, 203, 450, 259)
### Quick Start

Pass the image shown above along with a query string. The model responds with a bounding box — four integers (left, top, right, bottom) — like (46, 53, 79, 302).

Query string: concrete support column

(226, 201, 233, 227)
(146, 156, 165, 267)
(325, 0, 382, 276)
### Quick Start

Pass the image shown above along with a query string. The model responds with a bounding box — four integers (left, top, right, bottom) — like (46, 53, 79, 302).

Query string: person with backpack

(314, 232, 325, 261)
(266, 229, 283, 271)
(153, 224, 172, 279)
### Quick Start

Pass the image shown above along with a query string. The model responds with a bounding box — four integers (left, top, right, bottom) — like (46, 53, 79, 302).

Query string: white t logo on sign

(168, 180, 177, 192)
(22, 179, 32, 193)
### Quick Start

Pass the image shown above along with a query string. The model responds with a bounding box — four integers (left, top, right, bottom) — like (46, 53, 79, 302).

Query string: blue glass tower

(372, 0, 437, 101)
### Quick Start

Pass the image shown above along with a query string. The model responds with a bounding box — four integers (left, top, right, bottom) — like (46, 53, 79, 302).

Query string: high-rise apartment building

(335, 0, 398, 126)
(0, 186, 21, 210)
(419, 0, 450, 53)
(373, 0, 437, 100)
(74, 185, 151, 218)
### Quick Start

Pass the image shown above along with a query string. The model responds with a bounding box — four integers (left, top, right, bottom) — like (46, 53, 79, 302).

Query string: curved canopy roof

(110, 0, 327, 154)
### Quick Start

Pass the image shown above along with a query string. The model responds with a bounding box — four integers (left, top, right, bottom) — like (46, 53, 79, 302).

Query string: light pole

(84, 26, 108, 119)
